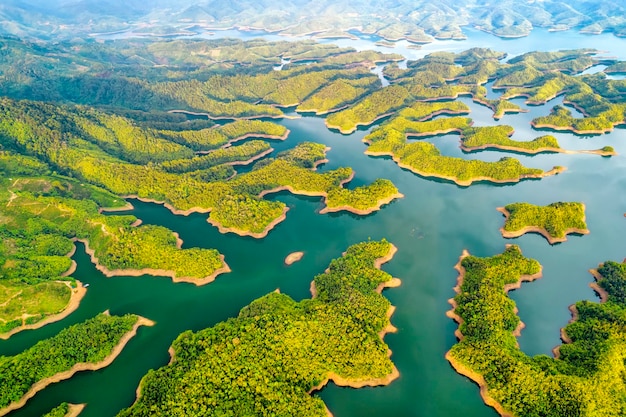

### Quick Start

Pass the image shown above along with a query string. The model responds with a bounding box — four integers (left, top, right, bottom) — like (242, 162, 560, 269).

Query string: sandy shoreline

(0, 315, 154, 417)
(66, 403, 86, 417)
(308, 244, 401, 417)
(284, 251, 304, 265)
(462, 142, 616, 156)
(365, 149, 566, 186)
(445, 248, 542, 417)
(0, 280, 87, 340)
(497, 206, 590, 244)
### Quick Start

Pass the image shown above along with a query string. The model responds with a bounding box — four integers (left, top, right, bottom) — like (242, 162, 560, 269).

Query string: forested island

(0, 313, 152, 416)
(447, 246, 626, 417)
(119, 240, 400, 417)
(498, 202, 589, 244)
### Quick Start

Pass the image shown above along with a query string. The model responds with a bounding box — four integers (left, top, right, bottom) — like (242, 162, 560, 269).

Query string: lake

(4, 27, 626, 417)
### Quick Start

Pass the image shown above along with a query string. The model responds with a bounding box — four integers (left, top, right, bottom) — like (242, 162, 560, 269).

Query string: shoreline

(588, 268, 609, 303)
(0, 315, 155, 417)
(73, 237, 231, 286)
(67, 403, 86, 417)
(0, 280, 87, 340)
(445, 248, 542, 417)
(308, 244, 401, 416)
(496, 206, 590, 244)
(365, 150, 566, 186)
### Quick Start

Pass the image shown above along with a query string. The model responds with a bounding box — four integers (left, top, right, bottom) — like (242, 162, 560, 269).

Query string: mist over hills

(1, 0, 626, 42)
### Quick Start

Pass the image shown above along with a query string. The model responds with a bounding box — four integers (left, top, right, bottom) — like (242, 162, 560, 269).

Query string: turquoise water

(5, 31, 626, 417)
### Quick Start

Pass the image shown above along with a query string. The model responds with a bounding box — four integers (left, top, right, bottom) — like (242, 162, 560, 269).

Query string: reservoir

(4, 28, 626, 417)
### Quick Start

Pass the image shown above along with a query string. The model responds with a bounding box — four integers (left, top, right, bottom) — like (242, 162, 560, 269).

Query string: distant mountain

(1, 0, 626, 42)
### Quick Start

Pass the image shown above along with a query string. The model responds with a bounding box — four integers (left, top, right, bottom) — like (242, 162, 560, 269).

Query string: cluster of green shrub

(502, 202, 587, 239)
(41, 403, 71, 417)
(0, 313, 140, 409)
(119, 240, 397, 417)
(461, 126, 560, 153)
(448, 246, 626, 416)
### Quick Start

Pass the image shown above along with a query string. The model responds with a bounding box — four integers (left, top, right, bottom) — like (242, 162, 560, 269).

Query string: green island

(497, 202, 590, 244)
(447, 245, 626, 417)
(0, 312, 153, 416)
(42, 403, 85, 417)
(118, 240, 400, 417)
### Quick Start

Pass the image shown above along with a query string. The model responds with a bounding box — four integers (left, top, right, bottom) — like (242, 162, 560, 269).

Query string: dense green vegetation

(363, 107, 555, 186)
(119, 240, 398, 417)
(448, 246, 626, 416)
(0, 98, 397, 235)
(325, 85, 411, 133)
(501, 202, 588, 241)
(296, 76, 380, 114)
(0, 313, 140, 410)
(533, 104, 626, 134)
(461, 126, 561, 153)
(160, 141, 272, 173)
(325, 179, 401, 212)
(0, 150, 229, 333)
(160, 120, 288, 152)
(41, 403, 70, 417)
